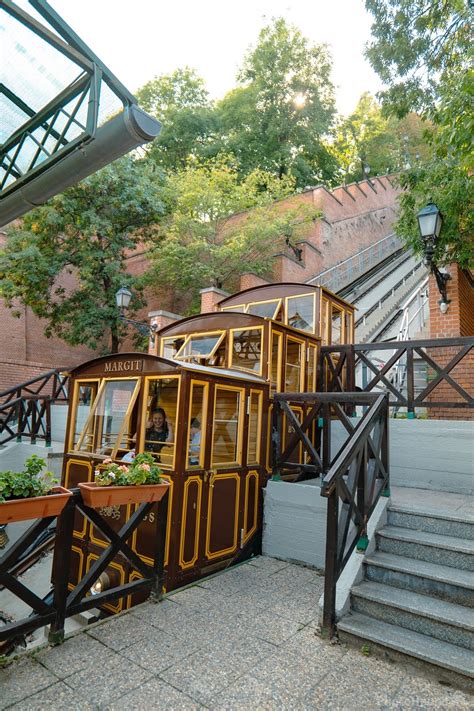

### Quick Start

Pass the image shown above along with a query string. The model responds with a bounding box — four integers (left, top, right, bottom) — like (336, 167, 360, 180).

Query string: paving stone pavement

(1, 556, 473, 710)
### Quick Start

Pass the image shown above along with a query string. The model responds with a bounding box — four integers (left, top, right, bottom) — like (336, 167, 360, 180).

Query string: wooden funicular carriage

(61, 283, 354, 611)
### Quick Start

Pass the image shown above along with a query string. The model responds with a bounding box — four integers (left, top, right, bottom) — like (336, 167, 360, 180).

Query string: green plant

(94, 453, 163, 488)
(361, 643, 371, 656)
(0, 455, 56, 503)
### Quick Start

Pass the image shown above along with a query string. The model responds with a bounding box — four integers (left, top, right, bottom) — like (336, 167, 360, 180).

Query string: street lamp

(416, 202, 450, 311)
(115, 286, 158, 341)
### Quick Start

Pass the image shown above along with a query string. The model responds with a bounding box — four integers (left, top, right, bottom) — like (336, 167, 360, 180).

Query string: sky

(51, 0, 383, 117)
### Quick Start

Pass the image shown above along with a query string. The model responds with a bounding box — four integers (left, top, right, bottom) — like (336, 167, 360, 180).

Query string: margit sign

(104, 359, 143, 373)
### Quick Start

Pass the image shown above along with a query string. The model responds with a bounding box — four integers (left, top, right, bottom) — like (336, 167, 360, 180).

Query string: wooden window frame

(285, 293, 316, 334)
(285, 335, 306, 393)
(140, 375, 181, 470)
(186, 379, 209, 470)
(68, 378, 100, 453)
(269, 329, 283, 395)
(211, 384, 245, 468)
(175, 331, 226, 362)
(247, 389, 263, 465)
(229, 325, 264, 376)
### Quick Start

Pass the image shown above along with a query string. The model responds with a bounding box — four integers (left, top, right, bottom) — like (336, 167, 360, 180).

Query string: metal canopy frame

(0, 0, 161, 226)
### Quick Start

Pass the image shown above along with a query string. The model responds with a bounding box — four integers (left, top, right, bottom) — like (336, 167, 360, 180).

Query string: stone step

(388, 507, 474, 541)
(364, 551, 473, 608)
(377, 525, 474, 571)
(351, 580, 474, 651)
(338, 612, 474, 686)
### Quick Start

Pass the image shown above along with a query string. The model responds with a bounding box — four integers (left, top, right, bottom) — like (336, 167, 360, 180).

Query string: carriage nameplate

(104, 359, 143, 373)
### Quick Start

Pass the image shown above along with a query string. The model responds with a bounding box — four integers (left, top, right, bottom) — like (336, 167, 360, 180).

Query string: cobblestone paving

(1, 556, 472, 710)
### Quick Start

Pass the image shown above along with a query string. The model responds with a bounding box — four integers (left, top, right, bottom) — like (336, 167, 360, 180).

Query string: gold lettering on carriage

(104, 359, 143, 373)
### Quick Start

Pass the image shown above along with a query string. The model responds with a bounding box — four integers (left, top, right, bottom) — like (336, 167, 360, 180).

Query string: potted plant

(78, 453, 169, 508)
(0, 455, 71, 524)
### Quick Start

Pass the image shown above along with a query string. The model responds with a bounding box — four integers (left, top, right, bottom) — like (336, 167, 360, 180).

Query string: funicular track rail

(272, 391, 389, 638)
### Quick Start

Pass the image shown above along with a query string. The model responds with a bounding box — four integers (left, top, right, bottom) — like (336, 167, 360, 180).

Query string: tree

(0, 157, 165, 353)
(365, 0, 472, 116)
(217, 18, 338, 188)
(136, 68, 219, 170)
(144, 158, 318, 311)
(365, 0, 473, 266)
(332, 93, 430, 182)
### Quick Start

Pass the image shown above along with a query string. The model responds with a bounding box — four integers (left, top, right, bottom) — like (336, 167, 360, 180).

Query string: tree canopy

(143, 158, 318, 311)
(332, 93, 431, 182)
(217, 18, 338, 187)
(365, 0, 472, 116)
(0, 157, 165, 353)
(135, 67, 219, 169)
(365, 0, 473, 267)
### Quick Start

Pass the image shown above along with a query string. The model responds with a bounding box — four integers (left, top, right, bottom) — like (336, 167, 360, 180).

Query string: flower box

(78, 481, 169, 508)
(0, 486, 72, 525)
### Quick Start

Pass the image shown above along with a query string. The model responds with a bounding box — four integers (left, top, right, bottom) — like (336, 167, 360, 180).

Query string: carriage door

(204, 384, 245, 564)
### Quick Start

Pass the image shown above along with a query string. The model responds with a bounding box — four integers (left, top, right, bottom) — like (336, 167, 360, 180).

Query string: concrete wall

(262, 418, 473, 569)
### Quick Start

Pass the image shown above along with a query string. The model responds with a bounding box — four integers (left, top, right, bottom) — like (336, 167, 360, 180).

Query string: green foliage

(136, 68, 219, 169)
(365, 0, 472, 116)
(0, 455, 56, 503)
(216, 18, 338, 187)
(0, 157, 166, 353)
(365, 1, 473, 267)
(332, 93, 431, 182)
(95, 453, 163, 487)
(144, 158, 318, 308)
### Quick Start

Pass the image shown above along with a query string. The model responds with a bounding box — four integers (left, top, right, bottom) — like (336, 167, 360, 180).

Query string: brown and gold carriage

(61, 282, 354, 610)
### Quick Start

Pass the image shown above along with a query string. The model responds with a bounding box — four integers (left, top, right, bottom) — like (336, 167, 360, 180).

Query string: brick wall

(0, 175, 401, 392)
(428, 264, 474, 420)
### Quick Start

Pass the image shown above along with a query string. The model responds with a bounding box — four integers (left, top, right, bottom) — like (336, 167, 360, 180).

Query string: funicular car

(61, 283, 354, 611)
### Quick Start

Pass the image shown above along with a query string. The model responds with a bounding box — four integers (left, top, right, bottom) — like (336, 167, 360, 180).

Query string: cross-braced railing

(321, 336, 474, 417)
(0, 489, 169, 650)
(0, 369, 69, 446)
(272, 392, 389, 638)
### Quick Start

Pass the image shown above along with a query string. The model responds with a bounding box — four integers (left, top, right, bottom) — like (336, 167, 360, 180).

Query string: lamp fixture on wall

(115, 286, 158, 341)
(416, 202, 450, 313)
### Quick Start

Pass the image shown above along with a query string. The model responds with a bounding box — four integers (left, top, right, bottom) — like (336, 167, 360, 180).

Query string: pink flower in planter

(119, 465, 129, 473)
(139, 464, 151, 472)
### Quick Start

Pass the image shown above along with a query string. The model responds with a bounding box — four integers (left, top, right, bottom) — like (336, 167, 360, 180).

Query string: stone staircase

(338, 500, 474, 690)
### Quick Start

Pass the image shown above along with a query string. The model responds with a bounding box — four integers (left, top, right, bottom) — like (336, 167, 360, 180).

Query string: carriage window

(220, 304, 245, 313)
(187, 382, 207, 469)
(285, 338, 304, 392)
(230, 328, 262, 373)
(142, 377, 180, 468)
(247, 300, 281, 320)
(346, 311, 354, 344)
(175, 332, 224, 362)
(75, 379, 139, 457)
(307, 344, 318, 391)
(161, 337, 182, 360)
(70, 380, 99, 450)
(286, 294, 314, 333)
(321, 298, 329, 343)
(211, 387, 242, 466)
(270, 331, 282, 395)
(247, 390, 262, 465)
(331, 307, 343, 345)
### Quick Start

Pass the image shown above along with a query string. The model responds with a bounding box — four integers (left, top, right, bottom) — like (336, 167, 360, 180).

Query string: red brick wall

(428, 264, 474, 420)
(0, 175, 401, 392)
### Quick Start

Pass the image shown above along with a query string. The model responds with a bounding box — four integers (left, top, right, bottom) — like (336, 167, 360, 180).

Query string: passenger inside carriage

(188, 418, 201, 466)
(144, 408, 173, 455)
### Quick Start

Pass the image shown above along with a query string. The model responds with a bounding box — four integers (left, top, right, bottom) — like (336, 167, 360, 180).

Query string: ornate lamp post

(417, 202, 450, 313)
(115, 287, 158, 341)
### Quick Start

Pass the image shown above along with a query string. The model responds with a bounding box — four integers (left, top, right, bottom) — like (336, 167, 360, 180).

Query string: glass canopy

(0, 0, 161, 227)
